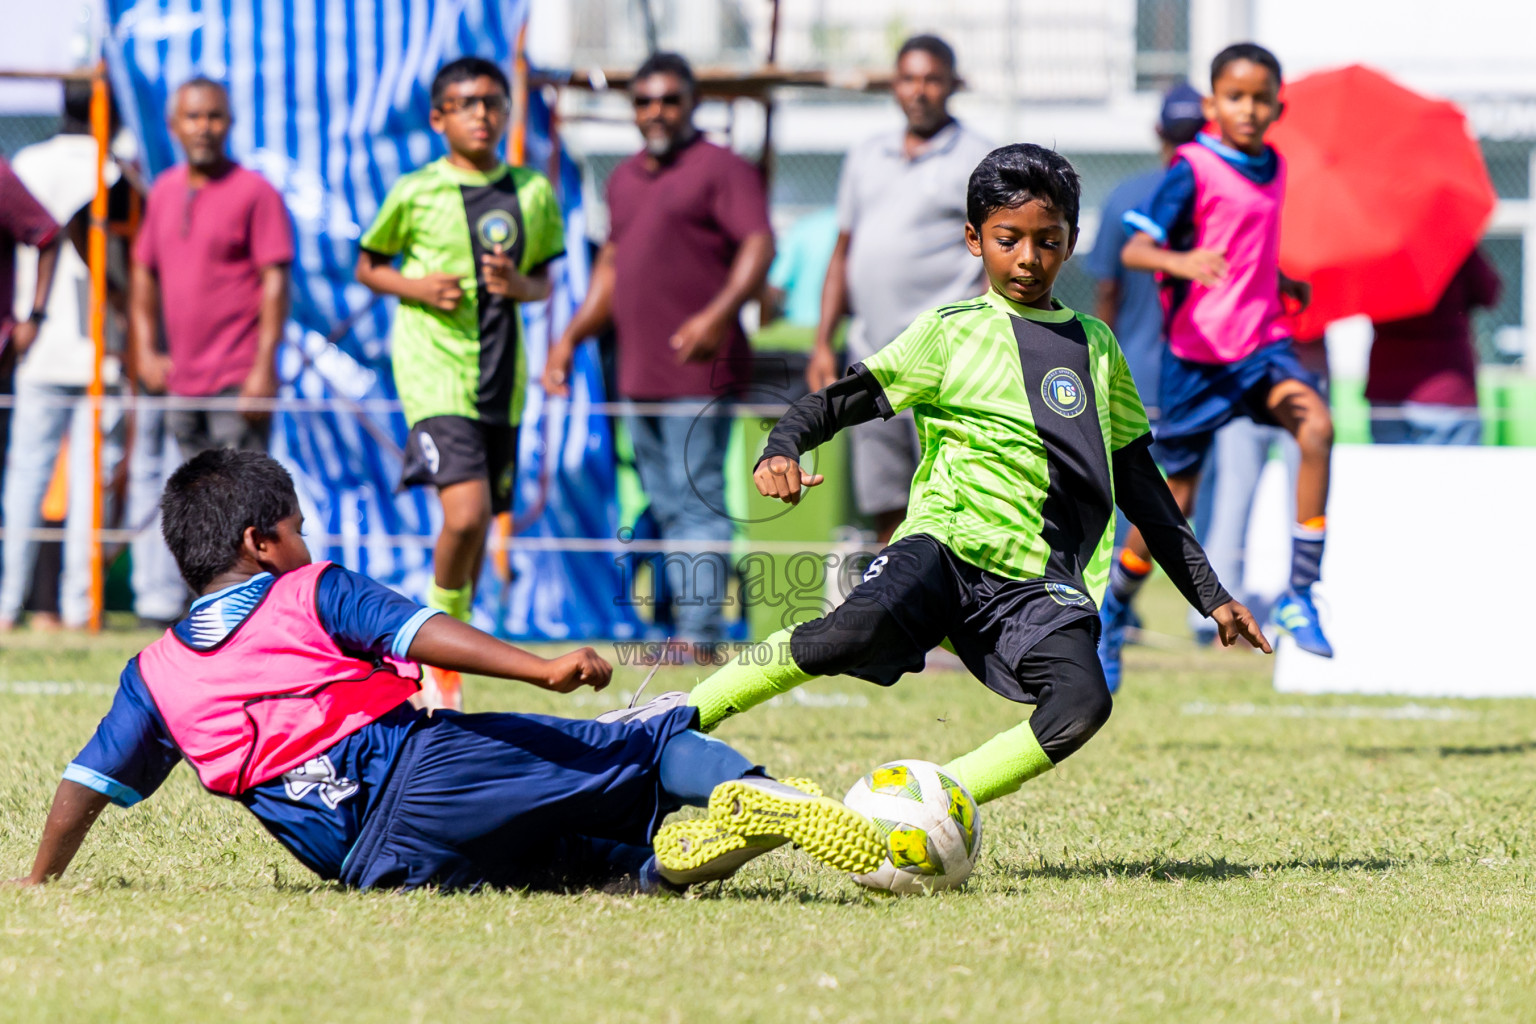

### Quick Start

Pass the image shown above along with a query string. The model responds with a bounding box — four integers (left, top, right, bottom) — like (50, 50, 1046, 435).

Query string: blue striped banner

(105, 0, 642, 640)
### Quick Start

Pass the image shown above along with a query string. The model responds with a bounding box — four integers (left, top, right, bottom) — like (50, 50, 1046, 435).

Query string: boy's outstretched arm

(755, 365, 889, 504)
(14, 781, 110, 885)
(354, 249, 463, 312)
(1112, 435, 1271, 652)
(1121, 231, 1228, 287)
(405, 615, 611, 693)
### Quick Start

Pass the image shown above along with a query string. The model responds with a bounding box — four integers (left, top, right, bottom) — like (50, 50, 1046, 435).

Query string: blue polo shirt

(66, 566, 439, 880)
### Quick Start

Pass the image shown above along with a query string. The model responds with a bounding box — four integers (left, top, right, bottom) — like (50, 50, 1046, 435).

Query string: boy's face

(429, 75, 509, 161)
(965, 199, 1076, 310)
(1203, 59, 1281, 156)
(252, 512, 313, 578)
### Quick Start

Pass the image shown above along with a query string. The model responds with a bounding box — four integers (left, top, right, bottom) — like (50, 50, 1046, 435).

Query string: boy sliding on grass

(1102, 43, 1334, 688)
(14, 450, 882, 892)
(356, 57, 566, 710)
(668, 144, 1270, 808)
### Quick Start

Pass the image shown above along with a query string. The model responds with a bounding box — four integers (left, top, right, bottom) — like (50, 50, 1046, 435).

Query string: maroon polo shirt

(1366, 249, 1502, 408)
(606, 138, 771, 400)
(0, 157, 61, 352)
(134, 162, 294, 397)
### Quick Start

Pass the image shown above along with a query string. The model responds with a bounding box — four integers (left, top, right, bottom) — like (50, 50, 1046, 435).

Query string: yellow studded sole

(706, 779, 885, 875)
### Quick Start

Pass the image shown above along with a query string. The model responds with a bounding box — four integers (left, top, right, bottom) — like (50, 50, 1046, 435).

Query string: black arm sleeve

(756, 362, 892, 468)
(1111, 434, 1232, 617)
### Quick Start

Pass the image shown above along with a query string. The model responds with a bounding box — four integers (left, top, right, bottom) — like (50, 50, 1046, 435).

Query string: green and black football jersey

(361, 158, 565, 426)
(860, 288, 1150, 600)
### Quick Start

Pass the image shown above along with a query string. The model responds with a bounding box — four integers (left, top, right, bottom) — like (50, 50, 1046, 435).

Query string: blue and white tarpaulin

(105, 0, 641, 640)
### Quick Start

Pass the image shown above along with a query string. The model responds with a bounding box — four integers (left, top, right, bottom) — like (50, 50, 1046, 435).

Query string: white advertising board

(1266, 444, 1536, 697)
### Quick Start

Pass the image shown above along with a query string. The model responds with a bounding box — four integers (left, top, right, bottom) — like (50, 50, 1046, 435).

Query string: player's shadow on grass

(1347, 740, 1536, 759)
(1002, 855, 1401, 885)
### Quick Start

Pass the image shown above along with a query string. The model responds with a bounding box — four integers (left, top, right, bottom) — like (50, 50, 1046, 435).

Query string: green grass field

(3, 580, 1536, 1022)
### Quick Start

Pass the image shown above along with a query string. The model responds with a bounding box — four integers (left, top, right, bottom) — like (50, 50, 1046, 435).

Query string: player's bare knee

(441, 503, 491, 539)
(1298, 408, 1334, 456)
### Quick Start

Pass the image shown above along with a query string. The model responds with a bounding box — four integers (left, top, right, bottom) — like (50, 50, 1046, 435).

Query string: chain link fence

(0, 114, 61, 157)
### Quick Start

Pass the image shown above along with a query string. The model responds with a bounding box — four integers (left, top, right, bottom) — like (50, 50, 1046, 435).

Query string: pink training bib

(1164, 141, 1290, 364)
(137, 562, 421, 796)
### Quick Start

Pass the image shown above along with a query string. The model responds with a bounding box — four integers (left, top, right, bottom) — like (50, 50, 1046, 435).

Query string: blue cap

(1159, 82, 1205, 138)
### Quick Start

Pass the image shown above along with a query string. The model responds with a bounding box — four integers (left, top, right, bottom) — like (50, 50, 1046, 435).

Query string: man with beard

(544, 52, 774, 655)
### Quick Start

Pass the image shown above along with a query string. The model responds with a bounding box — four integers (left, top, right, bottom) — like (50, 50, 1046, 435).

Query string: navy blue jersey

(66, 567, 440, 879)
(1122, 133, 1279, 251)
(1086, 168, 1167, 417)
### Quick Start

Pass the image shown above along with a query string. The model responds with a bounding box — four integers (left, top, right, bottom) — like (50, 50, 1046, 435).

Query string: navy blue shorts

(341, 706, 697, 891)
(1152, 340, 1320, 476)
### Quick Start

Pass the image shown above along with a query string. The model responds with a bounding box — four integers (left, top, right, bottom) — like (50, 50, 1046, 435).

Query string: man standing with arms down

(807, 35, 992, 543)
(544, 52, 774, 653)
(131, 77, 293, 456)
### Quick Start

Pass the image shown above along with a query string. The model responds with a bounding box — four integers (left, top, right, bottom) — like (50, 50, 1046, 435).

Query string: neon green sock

(943, 721, 1054, 804)
(687, 627, 814, 732)
(428, 582, 474, 623)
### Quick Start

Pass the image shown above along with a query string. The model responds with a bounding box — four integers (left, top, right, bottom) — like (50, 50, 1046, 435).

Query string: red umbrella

(1268, 65, 1496, 339)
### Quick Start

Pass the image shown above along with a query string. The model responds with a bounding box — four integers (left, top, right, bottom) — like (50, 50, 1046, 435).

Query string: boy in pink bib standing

(1100, 43, 1334, 687)
(14, 450, 882, 892)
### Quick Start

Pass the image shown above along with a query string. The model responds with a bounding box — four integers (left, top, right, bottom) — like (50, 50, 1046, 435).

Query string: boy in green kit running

(664, 144, 1271, 811)
(357, 57, 565, 709)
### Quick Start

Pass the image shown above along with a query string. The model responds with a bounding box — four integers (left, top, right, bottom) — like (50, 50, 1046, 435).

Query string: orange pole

(87, 63, 110, 633)
(510, 22, 529, 165)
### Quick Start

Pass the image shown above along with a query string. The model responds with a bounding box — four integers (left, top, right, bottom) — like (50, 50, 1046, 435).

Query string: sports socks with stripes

(1108, 548, 1153, 603)
(1290, 515, 1326, 591)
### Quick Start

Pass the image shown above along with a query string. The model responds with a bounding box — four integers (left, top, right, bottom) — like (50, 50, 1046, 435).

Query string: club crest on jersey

(1041, 367, 1087, 418)
(476, 210, 518, 252)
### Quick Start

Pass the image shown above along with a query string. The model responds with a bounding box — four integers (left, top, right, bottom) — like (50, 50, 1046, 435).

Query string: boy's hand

(1210, 600, 1272, 654)
(411, 272, 464, 312)
(755, 455, 824, 505)
(1171, 248, 1228, 287)
(1279, 273, 1312, 311)
(541, 647, 613, 693)
(480, 247, 534, 300)
(670, 309, 729, 364)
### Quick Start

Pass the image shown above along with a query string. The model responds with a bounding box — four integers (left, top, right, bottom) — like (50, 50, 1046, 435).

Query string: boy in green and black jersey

(680, 144, 1271, 807)
(357, 57, 564, 709)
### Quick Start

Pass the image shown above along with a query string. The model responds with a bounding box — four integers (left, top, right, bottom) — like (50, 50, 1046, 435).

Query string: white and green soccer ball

(843, 759, 982, 894)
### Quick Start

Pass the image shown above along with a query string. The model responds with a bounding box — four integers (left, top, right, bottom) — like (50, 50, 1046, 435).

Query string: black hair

(633, 51, 696, 94)
(1210, 43, 1282, 89)
(63, 81, 94, 134)
(430, 56, 510, 106)
(896, 34, 957, 74)
(160, 449, 300, 592)
(966, 143, 1081, 235)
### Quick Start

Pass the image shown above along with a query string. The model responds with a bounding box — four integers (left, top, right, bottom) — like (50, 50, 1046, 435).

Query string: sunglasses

(632, 92, 685, 110)
(439, 94, 509, 116)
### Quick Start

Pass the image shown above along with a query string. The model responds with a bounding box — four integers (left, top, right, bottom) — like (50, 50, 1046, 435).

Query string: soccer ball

(842, 759, 982, 894)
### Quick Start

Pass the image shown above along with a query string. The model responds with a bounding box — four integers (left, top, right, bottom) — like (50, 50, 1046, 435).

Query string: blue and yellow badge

(1041, 367, 1087, 418)
(476, 209, 518, 253)
(1045, 582, 1090, 607)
